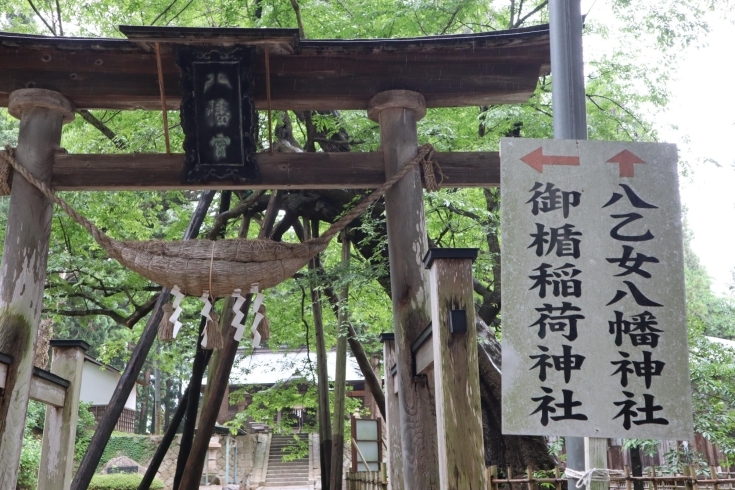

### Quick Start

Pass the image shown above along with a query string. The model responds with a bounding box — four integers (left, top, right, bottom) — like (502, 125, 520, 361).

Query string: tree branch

(54, 0, 63, 36)
(150, 0, 179, 25)
(206, 190, 265, 240)
(289, 0, 306, 38)
(26, 0, 56, 35)
(514, 1, 548, 28)
(79, 110, 129, 150)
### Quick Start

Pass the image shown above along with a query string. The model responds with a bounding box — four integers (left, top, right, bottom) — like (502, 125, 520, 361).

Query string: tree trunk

(139, 387, 189, 490)
(72, 190, 216, 490)
(177, 191, 279, 490)
(307, 217, 332, 490)
(139, 370, 150, 434)
(476, 319, 555, 469)
(329, 233, 350, 490)
(173, 318, 210, 490)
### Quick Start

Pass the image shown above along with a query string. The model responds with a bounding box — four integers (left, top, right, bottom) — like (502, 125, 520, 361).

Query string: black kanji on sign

(176, 46, 259, 184)
(603, 184, 659, 210)
(530, 386, 588, 426)
(527, 182, 581, 218)
(551, 344, 586, 383)
(607, 245, 660, 278)
(613, 391, 669, 430)
(607, 281, 663, 307)
(529, 263, 582, 298)
(529, 302, 584, 342)
(608, 311, 663, 348)
(611, 351, 665, 388)
(529, 345, 586, 383)
(609, 213, 655, 242)
(529, 223, 583, 258)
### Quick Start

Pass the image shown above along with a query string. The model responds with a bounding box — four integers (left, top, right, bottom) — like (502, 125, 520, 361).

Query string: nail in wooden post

(38, 340, 89, 490)
(425, 248, 485, 490)
(0, 88, 74, 489)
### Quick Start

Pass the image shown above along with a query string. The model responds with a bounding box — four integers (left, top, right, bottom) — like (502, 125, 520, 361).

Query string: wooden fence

(487, 465, 735, 490)
(345, 463, 388, 490)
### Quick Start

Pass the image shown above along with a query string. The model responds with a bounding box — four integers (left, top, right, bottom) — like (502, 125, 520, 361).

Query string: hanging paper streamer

(231, 289, 247, 342)
(250, 284, 264, 348)
(199, 290, 213, 347)
(170, 285, 185, 338)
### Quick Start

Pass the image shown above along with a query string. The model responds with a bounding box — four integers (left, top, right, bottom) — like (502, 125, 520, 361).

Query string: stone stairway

(263, 433, 310, 488)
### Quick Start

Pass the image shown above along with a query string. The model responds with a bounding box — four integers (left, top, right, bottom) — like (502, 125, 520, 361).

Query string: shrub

(17, 429, 42, 489)
(88, 473, 163, 490)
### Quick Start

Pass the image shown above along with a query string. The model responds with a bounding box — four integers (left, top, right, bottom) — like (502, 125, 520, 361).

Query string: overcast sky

(662, 17, 735, 296)
(582, 3, 735, 296)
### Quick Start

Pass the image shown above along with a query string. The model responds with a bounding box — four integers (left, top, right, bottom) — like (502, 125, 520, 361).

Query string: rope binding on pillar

(0, 155, 11, 196)
(0, 144, 442, 301)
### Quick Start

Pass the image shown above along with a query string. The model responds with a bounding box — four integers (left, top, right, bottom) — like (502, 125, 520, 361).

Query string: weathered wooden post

(424, 248, 486, 490)
(379, 332, 403, 490)
(38, 340, 89, 490)
(330, 232, 350, 490)
(0, 88, 74, 488)
(368, 89, 438, 489)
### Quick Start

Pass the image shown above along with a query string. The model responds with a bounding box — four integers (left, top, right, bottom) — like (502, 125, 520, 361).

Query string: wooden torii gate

(0, 24, 550, 490)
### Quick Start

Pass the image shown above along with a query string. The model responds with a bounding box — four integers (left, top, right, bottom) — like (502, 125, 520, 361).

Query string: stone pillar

(0, 88, 74, 488)
(368, 90, 438, 489)
(425, 249, 486, 490)
(39, 340, 89, 490)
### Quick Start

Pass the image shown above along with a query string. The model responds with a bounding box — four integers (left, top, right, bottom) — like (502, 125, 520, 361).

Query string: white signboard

(500, 138, 693, 439)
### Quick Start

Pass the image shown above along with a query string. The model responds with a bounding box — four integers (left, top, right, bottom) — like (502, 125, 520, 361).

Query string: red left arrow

(520, 147, 580, 173)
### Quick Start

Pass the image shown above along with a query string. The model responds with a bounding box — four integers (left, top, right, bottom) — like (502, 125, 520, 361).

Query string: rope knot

(418, 144, 445, 192)
(0, 146, 15, 196)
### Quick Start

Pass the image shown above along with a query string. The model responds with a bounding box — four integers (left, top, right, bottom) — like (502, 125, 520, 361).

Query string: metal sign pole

(549, 0, 588, 486)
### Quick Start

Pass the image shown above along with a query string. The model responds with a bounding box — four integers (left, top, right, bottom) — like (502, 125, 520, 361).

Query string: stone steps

(265, 435, 311, 487)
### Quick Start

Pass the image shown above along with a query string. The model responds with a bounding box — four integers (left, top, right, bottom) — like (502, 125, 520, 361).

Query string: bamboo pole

(711, 466, 720, 490)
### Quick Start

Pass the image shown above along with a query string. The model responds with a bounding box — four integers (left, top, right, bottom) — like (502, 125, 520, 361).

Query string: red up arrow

(607, 149, 645, 178)
(520, 147, 580, 173)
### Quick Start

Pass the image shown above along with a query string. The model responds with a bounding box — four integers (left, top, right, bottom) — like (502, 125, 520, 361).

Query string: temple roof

(0, 24, 550, 112)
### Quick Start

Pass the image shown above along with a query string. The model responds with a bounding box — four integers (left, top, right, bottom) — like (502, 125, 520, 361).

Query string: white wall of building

(80, 360, 136, 411)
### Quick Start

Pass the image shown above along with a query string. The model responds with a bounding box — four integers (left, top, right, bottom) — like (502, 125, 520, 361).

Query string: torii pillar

(368, 90, 438, 489)
(0, 89, 74, 488)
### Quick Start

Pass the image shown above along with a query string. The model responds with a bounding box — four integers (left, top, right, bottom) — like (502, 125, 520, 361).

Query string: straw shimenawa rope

(0, 145, 439, 298)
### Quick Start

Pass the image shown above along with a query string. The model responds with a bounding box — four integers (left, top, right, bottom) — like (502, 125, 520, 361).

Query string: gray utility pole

(548, 0, 598, 488)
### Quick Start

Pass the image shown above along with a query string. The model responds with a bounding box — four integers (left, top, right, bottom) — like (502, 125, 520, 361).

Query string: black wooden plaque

(175, 46, 259, 184)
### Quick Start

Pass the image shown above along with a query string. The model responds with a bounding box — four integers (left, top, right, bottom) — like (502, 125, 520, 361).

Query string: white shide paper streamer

(199, 290, 213, 347)
(170, 285, 185, 338)
(231, 289, 247, 341)
(250, 284, 264, 348)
